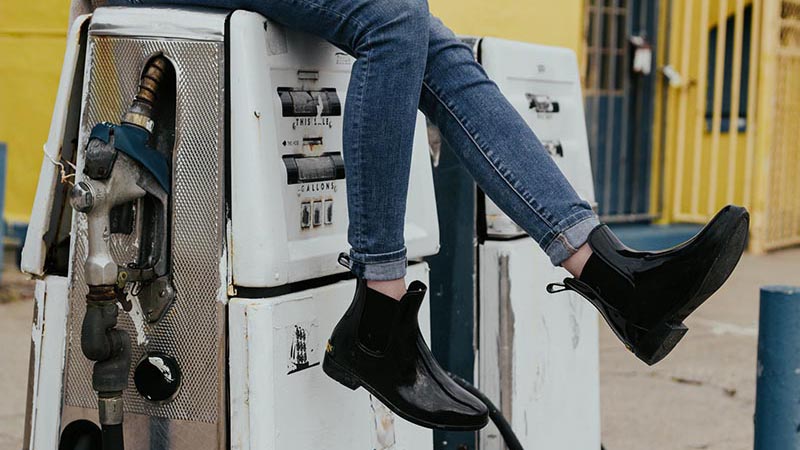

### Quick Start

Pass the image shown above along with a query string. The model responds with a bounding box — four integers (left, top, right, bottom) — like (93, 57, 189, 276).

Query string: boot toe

(395, 379, 488, 430)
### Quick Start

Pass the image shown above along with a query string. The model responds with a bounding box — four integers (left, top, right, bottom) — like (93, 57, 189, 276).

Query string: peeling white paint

(479, 239, 600, 450)
(569, 299, 581, 349)
(370, 395, 396, 450)
(127, 295, 149, 346)
(29, 276, 71, 450)
(28, 280, 46, 448)
(148, 356, 175, 382)
(217, 242, 229, 305)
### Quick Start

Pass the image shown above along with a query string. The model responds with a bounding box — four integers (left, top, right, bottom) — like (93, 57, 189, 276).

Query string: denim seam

(421, 81, 556, 231)
(350, 247, 407, 262)
(545, 214, 598, 255)
(350, 21, 372, 251)
(352, 256, 407, 264)
(552, 209, 597, 234)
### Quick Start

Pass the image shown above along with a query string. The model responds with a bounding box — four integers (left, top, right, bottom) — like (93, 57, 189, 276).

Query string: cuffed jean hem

(348, 247, 408, 281)
(543, 212, 601, 267)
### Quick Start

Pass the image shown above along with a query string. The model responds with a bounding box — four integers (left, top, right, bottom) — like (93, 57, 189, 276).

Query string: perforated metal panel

(62, 18, 227, 449)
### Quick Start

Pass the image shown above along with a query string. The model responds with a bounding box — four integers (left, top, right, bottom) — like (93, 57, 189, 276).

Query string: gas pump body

(22, 7, 438, 450)
(428, 38, 601, 450)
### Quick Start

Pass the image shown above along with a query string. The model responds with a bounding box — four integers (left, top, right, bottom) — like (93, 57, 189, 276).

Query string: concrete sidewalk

(600, 248, 800, 450)
(1, 247, 798, 449)
(0, 262, 36, 450)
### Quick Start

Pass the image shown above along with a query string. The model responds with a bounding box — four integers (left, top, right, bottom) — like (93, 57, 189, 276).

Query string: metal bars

(584, 0, 659, 222)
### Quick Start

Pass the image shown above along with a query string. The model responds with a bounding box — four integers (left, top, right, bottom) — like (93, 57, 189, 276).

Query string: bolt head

(70, 181, 95, 212)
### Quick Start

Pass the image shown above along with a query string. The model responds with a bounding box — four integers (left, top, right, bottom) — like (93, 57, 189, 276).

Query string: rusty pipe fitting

(81, 285, 131, 430)
(123, 55, 170, 132)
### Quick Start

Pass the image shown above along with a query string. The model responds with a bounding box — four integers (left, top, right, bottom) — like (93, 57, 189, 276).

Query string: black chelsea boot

(323, 269, 489, 431)
(548, 205, 749, 365)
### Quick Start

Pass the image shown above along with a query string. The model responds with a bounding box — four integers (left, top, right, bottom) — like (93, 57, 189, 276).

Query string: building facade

(3, 0, 799, 252)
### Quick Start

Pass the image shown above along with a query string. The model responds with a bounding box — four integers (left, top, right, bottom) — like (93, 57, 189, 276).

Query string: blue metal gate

(584, 0, 660, 221)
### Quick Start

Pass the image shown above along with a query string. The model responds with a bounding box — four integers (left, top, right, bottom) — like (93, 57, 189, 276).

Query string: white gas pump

(477, 38, 600, 450)
(21, 7, 438, 450)
(429, 37, 601, 450)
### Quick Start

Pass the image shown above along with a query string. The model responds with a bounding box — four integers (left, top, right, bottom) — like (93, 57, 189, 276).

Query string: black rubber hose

(447, 372, 524, 450)
(101, 424, 124, 450)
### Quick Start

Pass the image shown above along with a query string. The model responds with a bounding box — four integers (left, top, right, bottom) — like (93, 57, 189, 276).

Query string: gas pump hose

(447, 373, 524, 450)
(449, 373, 609, 450)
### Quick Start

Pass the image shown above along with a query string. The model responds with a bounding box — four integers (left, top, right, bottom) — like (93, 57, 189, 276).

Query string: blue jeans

(113, 0, 600, 280)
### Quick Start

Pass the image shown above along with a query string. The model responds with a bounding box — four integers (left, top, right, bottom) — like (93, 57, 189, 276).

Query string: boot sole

(633, 209, 749, 365)
(322, 353, 489, 431)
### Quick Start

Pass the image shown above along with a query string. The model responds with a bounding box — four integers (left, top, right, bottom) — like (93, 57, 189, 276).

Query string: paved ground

(1, 247, 798, 450)
(600, 247, 800, 450)
(0, 255, 37, 450)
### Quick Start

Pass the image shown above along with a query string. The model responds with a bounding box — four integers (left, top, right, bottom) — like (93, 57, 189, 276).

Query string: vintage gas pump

(427, 38, 601, 450)
(22, 7, 439, 450)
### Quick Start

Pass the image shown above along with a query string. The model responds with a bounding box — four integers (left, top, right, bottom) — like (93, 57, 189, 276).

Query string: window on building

(706, 5, 753, 133)
(584, 0, 627, 95)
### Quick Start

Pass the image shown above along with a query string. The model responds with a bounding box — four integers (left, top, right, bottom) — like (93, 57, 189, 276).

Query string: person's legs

(419, 17, 600, 270)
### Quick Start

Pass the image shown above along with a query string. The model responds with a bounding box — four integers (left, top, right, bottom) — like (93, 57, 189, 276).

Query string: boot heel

(635, 321, 688, 366)
(323, 354, 362, 391)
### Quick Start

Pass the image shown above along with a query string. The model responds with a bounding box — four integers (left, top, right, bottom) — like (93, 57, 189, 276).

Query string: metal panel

(90, 7, 227, 41)
(61, 9, 227, 449)
(228, 262, 433, 450)
(478, 240, 600, 450)
(26, 277, 71, 450)
(20, 14, 90, 277)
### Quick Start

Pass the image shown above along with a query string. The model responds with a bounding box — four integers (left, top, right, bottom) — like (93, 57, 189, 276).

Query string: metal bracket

(137, 275, 176, 323)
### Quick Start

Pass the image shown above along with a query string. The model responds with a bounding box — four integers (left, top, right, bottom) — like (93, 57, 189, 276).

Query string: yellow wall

(0, 1, 70, 223)
(1, 1, 586, 224)
(430, 0, 585, 54)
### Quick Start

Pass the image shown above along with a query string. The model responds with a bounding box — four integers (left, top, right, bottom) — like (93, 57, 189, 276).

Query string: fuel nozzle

(73, 53, 174, 313)
(70, 54, 174, 450)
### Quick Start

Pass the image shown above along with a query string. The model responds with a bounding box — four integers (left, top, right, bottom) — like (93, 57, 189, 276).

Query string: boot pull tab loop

(546, 281, 571, 294)
(337, 252, 352, 270)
